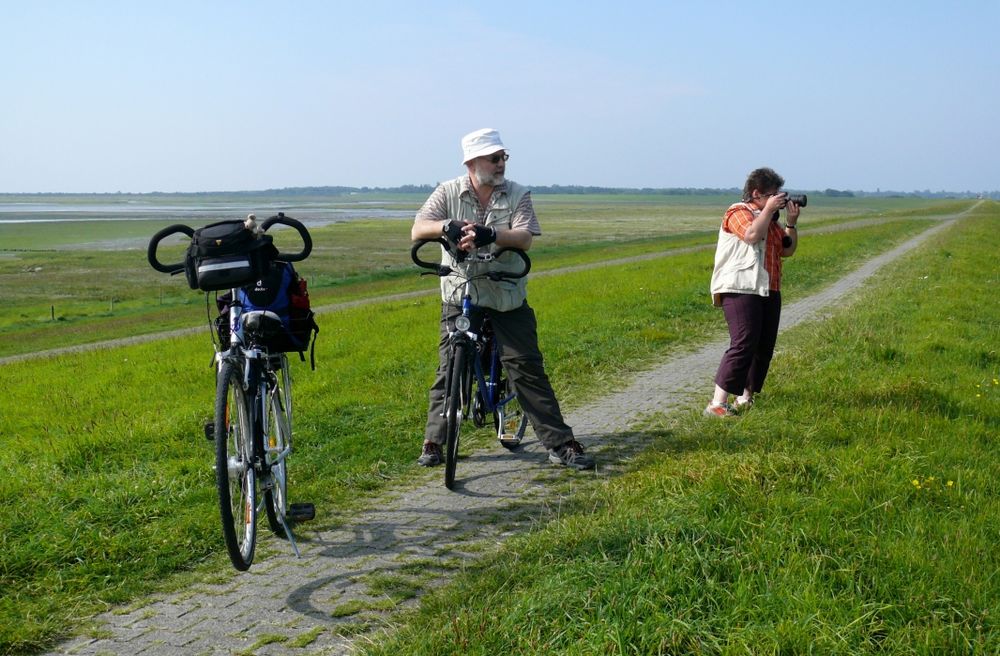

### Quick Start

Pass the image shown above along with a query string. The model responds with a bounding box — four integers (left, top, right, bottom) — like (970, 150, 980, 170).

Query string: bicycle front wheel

(444, 345, 468, 490)
(214, 360, 257, 570)
(264, 356, 290, 538)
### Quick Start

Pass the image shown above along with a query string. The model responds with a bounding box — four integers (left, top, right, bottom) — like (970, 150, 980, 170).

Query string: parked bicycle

(411, 238, 531, 490)
(148, 213, 315, 570)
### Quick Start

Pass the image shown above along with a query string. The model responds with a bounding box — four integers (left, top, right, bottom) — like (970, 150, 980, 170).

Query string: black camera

(784, 193, 807, 207)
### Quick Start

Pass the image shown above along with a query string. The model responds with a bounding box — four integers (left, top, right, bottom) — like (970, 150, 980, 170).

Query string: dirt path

(45, 213, 962, 656)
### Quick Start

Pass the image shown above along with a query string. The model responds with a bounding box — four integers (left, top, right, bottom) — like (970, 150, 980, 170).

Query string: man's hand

(441, 219, 465, 244)
(469, 224, 497, 247)
(456, 223, 497, 251)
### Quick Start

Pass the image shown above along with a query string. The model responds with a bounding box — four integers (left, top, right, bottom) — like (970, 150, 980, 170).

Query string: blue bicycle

(412, 239, 531, 490)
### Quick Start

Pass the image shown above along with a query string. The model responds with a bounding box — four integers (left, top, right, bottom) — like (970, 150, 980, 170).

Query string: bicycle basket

(184, 220, 278, 291)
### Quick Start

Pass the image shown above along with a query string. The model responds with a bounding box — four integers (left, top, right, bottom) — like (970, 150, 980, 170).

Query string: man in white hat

(411, 128, 594, 471)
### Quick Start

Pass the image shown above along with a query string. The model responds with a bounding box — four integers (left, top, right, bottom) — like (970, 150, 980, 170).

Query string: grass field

(0, 195, 989, 654)
(0, 193, 966, 358)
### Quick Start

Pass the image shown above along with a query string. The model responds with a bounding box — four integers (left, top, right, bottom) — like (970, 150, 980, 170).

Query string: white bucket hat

(461, 128, 507, 164)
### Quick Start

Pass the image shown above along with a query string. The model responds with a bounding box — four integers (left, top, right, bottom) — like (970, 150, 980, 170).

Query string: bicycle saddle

(242, 310, 283, 339)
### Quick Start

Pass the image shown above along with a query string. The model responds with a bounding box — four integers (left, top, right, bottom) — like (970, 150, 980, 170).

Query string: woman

(705, 167, 801, 417)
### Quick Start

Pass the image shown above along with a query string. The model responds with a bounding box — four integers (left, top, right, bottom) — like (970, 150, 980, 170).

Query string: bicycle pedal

(204, 422, 214, 441)
(287, 503, 315, 522)
(499, 434, 522, 450)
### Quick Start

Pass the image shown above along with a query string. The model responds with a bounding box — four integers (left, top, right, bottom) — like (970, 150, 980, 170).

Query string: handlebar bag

(184, 220, 278, 291)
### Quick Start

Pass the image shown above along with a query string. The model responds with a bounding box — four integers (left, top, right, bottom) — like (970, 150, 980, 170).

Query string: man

(411, 128, 594, 470)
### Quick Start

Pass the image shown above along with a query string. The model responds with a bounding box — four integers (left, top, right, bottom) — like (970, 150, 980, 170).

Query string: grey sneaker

(548, 439, 595, 470)
(417, 442, 442, 467)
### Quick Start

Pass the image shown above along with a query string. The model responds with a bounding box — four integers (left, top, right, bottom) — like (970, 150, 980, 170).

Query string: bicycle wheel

(495, 370, 528, 450)
(444, 345, 468, 490)
(264, 356, 290, 538)
(214, 360, 257, 570)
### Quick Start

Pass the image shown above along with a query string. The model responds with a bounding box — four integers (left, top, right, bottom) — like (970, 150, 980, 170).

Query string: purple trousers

(714, 291, 782, 395)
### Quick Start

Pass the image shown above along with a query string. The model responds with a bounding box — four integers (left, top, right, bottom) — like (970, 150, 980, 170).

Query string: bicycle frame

(220, 297, 302, 557)
(448, 288, 518, 423)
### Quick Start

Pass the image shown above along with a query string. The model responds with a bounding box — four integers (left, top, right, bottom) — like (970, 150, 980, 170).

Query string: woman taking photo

(705, 167, 803, 417)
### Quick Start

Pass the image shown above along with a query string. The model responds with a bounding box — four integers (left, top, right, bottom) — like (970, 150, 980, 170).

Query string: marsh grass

(358, 203, 999, 655)
(0, 198, 979, 654)
(0, 195, 963, 357)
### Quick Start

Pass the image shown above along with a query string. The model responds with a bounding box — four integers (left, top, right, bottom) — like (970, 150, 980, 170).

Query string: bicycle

(411, 238, 531, 490)
(148, 213, 315, 570)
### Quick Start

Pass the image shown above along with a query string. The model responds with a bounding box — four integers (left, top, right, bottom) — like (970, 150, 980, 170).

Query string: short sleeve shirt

(415, 177, 541, 235)
(722, 204, 784, 291)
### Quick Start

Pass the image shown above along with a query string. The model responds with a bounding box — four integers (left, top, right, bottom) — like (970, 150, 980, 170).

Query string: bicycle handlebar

(260, 212, 312, 262)
(410, 238, 531, 280)
(146, 213, 313, 276)
(147, 224, 195, 274)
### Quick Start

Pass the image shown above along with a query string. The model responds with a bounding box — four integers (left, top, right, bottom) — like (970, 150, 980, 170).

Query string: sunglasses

(487, 152, 509, 164)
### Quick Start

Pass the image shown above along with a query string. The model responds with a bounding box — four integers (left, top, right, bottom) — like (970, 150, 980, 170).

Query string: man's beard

(473, 164, 504, 187)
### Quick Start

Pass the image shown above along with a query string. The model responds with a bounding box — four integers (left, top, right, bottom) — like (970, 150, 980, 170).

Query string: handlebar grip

(489, 248, 531, 280)
(147, 224, 194, 273)
(411, 238, 453, 275)
(260, 212, 312, 262)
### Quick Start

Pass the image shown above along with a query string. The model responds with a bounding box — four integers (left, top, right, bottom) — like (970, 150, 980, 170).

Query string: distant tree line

(3, 186, 997, 200)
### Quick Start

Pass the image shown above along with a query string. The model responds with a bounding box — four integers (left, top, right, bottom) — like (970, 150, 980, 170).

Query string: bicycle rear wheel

(444, 346, 468, 490)
(214, 360, 257, 571)
(495, 370, 528, 449)
(264, 356, 290, 538)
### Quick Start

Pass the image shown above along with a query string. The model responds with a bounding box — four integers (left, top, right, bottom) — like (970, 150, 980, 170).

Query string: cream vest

(438, 176, 531, 312)
(709, 202, 770, 306)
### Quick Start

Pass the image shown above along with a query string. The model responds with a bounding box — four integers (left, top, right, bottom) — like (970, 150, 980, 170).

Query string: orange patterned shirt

(722, 203, 785, 291)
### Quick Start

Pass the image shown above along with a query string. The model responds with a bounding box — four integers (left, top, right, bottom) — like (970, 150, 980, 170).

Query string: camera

(784, 193, 807, 207)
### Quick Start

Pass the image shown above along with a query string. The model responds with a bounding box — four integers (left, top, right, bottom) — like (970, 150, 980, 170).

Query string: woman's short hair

(742, 167, 785, 201)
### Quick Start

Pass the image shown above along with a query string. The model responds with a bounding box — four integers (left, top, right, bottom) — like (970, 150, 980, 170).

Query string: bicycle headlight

(455, 315, 472, 332)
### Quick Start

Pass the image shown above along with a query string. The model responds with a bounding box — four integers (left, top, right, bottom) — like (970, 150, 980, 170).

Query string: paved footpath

(48, 216, 959, 656)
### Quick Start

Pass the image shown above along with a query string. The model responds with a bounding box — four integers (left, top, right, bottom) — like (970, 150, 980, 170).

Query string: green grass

(358, 203, 999, 655)
(0, 194, 965, 357)
(0, 197, 984, 654)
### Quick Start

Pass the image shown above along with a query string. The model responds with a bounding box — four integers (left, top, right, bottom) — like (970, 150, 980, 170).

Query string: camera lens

(786, 194, 807, 207)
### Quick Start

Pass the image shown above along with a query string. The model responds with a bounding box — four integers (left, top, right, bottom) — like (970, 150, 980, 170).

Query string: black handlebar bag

(184, 221, 278, 291)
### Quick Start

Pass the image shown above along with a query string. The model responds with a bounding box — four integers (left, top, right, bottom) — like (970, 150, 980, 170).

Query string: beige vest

(709, 202, 770, 306)
(438, 177, 530, 312)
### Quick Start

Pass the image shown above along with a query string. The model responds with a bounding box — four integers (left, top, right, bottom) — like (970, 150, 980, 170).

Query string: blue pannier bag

(215, 261, 319, 368)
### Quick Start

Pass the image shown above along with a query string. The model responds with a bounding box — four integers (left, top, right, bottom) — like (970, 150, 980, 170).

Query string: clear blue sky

(2, 1, 997, 193)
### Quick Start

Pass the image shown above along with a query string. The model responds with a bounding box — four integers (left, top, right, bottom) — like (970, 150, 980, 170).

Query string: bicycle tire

(214, 360, 257, 570)
(263, 357, 290, 538)
(444, 345, 468, 490)
(494, 369, 528, 449)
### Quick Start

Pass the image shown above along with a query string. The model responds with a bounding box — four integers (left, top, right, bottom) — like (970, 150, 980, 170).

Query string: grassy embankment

(0, 196, 979, 654)
(360, 202, 1000, 654)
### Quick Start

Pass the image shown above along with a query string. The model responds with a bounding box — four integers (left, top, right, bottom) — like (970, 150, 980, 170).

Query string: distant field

(0, 193, 968, 359)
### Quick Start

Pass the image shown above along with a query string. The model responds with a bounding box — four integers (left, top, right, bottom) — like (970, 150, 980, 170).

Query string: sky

(1, 1, 997, 194)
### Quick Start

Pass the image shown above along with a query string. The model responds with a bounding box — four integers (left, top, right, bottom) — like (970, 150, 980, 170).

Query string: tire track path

(3, 215, 911, 366)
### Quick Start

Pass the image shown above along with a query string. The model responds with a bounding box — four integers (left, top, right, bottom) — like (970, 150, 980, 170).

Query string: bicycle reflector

(455, 315, 472, 331)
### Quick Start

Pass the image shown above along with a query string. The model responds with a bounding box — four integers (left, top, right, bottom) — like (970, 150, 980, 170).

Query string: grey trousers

(423, 301, 574, 450)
